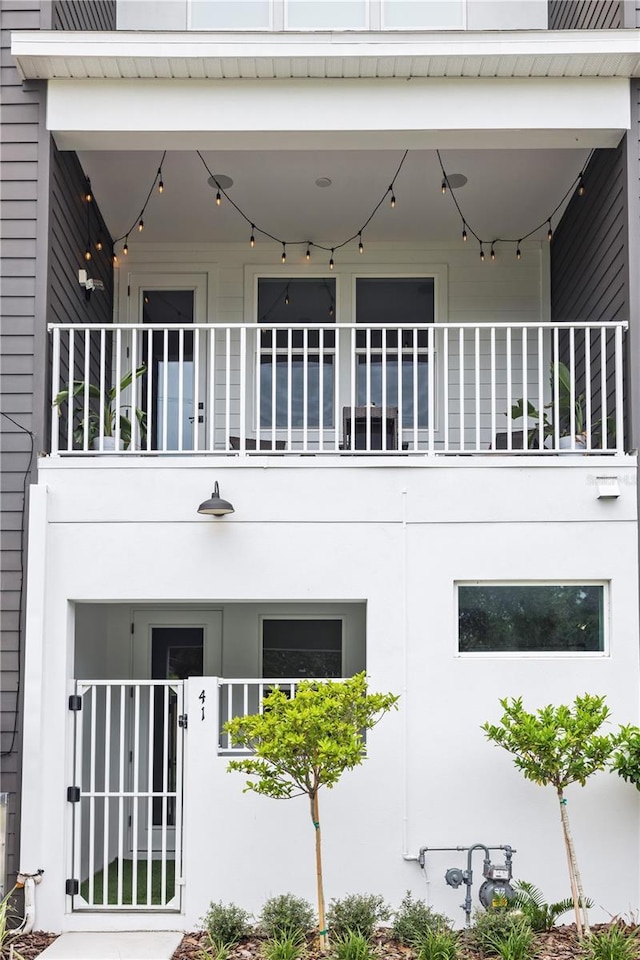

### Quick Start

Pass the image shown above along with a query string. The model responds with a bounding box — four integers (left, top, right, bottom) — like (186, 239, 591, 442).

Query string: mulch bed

(6, 923, 637, 959)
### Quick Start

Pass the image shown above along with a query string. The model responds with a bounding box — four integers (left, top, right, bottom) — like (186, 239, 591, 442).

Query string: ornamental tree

(482, 694, 619, 938)
(224, 672, 399, 951)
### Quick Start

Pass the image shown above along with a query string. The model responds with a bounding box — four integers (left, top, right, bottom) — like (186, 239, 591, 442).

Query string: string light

(144, 295, 150, 304)
(547, 220, 553, 242)
(138, 218, 144, 233)
(281, 243, 286, 264)
(284, 287, 290, 306)
(328, 304, 334, 318)
(358, 234, 364, 255)
(112, 253, 118, 266)
(441, 179, 447, 195)
(96, 239, 103, 252)
(158, 167, 164, 193)
(329, 249, 335, 270)
(123, 238, 129, 256)
(516, 243, 522, 261)
(306, 245, 311, 262)
(216, 189, 222, 206)
(84, 245, 92, 262)
(462, 223, 467, 242)
(84, 179, 92, 203)
(389, 187, 396, 209)
(490, 244, 496, 262)
(578, 176, 586, 197)
(250, 226, 256, 248)
(480, 244, 485, 263)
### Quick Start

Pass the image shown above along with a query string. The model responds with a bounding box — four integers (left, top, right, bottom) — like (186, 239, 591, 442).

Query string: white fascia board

(46, 76, 630, 152)
(11, 28, 640, 79)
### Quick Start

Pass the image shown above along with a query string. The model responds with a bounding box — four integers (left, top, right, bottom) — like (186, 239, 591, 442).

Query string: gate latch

(178, 714, 188, 729)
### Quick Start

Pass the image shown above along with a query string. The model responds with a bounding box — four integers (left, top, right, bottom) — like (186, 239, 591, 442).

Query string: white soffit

(46, 75, 629, 152)
(11, 29, 640, 80)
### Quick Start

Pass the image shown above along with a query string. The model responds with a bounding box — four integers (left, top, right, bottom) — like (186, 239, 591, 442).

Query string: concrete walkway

(38, 931, 184, 959)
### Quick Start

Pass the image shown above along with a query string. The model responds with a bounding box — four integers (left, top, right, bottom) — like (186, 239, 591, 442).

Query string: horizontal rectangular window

(458, 584, 605, 654)
(263, 619, 342, 678)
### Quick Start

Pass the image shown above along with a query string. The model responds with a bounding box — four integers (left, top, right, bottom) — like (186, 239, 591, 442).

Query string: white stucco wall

(21, 455, 640, 931)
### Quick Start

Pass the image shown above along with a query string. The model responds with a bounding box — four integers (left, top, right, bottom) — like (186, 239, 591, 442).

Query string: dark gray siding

(0, 0, 49, 891)
(52, 0, 116, 31)
(548, 0, 623, 28)
(551, 145, 629, 447)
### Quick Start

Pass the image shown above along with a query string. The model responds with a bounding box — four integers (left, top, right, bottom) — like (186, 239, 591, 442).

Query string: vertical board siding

(52, 0, 116, 31)
(551, 146, 629, 445)
(548, 0, 623, 28)
(0, 0, 45, 891)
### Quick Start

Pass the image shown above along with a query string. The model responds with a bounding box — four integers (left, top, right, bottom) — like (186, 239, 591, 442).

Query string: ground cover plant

(327, 895, 391, 941)
(482, 695, 619, 938)
(260, 895, 315, 940)
(512, 881, 593, 934)
(391, 892, 452, 946)
(224, 673, 398, 951)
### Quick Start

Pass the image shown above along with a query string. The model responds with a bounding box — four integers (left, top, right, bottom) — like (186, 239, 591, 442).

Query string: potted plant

(53, 364, 147, 450)
(510, 360, 587, 449)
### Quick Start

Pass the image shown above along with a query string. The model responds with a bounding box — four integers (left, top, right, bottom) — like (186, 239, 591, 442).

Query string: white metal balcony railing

(49, 321, 627, 457)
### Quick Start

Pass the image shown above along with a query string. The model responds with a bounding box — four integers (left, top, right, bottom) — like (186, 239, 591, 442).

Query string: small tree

(482, 694, 618, 939)
(224, 673, 398, 951)
(612, 726, 640, 790)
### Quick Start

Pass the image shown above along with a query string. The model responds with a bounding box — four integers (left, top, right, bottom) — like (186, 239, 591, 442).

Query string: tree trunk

(557, 787, 590, 937)
(310, 791, 328, 952)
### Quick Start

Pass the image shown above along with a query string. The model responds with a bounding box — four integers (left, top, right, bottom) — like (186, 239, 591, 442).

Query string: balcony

(49, 320, 627, 458)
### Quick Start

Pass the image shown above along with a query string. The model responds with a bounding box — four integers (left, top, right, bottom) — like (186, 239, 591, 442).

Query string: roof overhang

(11, 28, 640, 81)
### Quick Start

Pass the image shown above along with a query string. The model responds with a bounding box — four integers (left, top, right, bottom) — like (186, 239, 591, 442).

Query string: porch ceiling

(80, 146, 591, 245)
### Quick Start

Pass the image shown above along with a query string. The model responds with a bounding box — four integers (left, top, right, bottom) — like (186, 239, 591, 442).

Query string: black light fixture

(197, 481, 234, 517)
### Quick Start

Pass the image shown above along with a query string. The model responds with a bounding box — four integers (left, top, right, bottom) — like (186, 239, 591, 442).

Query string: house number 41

(199, 689, 206, 721)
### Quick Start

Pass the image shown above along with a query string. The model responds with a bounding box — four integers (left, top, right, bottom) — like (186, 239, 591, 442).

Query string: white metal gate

(68, 680, 184, 911)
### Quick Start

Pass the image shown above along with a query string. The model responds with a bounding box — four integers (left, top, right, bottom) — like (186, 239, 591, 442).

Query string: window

(262, 619, 342, 678)
(382, 0, 464, 29)
(355, 277, 433, 429)
(286, 0, 368, 29)
(190, 0, 272, 29)
(457, 584, 606, 654)
(258, 278, 335, 430)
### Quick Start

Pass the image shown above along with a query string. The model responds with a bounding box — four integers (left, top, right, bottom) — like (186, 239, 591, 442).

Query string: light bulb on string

(441, 179, 447, 195)
(547, 220, 553, 242)
(158, 168, 164, 193)
(306, 245, 311, 262)
(578, 176, 586, 197)
(138, 218, 144, 233)
(85, 179, 92, 203)
(328, 303, 334, 318)
(284, 291, 290, 306)
(112, 253, 118, 266)
(96, 239, 103, 252)
(329, 249, 335, 270)
(516, 243, 522, 261)
(281, 244, 287, 264)
(358, 234, 364, 255)
(216, 190, 222, 206)
(144, 295, 150, 305)
(250, 226, 256, 248)
(490, 244, 496, 262)
(390, 188, 396, 209)
(462, 223, 468, 243)
(84, 245, 92, 262)
(479, 244, 485, 263)
(123, 238, 129, 256)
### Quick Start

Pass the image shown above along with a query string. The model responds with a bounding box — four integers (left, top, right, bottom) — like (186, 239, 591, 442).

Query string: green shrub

(391, 892, 452, 945)
(581, 923, 640, 960)
(332, 929, 377, 960)
(202, 901, 252, 948)
(327, 895, 391, 941)
(260, 894, 315, 938)
(416, 927, 459, 960)
(470, 909, 531, 956)
(483, 919, 536, 960)
(262, 932, 306, 960)
(513, 880, 593, 933)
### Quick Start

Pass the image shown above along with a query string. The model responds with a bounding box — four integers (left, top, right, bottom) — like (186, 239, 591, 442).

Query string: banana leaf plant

(53, 364, 147, 449)
(510, 361, 602, 446)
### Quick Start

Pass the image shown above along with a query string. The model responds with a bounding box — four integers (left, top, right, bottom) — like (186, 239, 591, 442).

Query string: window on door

(258, 278, 336, 430)
(142, 290, 195, 450)
(355, 277, 434, 428)
(262, 619, 342, 678)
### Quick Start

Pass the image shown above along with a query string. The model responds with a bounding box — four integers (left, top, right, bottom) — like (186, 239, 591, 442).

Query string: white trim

(454, 580, 610, 658)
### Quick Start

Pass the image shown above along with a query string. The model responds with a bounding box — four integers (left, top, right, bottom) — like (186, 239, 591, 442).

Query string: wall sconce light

(596, 476, 620, 500)
(197, 481, 235, 517)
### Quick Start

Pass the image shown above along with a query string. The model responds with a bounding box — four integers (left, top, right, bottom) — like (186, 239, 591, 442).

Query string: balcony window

(258, 278, 335, 429)
(458, 583, 606, 654)
(356, 277, 433, 428)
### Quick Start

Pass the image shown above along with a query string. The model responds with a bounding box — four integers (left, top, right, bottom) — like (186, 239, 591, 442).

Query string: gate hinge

(178, 714, 188, 729)
(68, 695, 82, 712)
(65, 879, 79, 896)
(67, 786, 80, 803)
